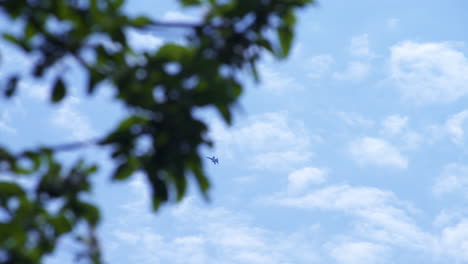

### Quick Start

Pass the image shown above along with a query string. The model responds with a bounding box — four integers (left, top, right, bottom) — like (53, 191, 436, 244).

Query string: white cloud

(162, 11, 199, 23)
(111, 168, 465, 264)
(268, 184, 433, 250)
(433, 209, 467, 228)
(273, 184, 397, 211)
(110, 195, 320, 264)
(350, 34, 373, 58)
(445, 109, 468, 145)
(433, 163, 468, 197)
(401, 130, 423, 150)
(127, 30, 164, 52)
(113, 230, 141, 244)
(305, 54, 334, 79)
(252, 151, 313, 170)
(20, 81, 49, 101)
(381, 115, 408, 136)
(333, 35, 373, 81)
(0, 43, 33, 77)
(390, 41, 468, 104)
(287, 167, 327, 194)
(333, 61, 370, 81)
(348, 137, 408, 169)
(328, 241, 390, 264)
(387, 18, 399, 30)
(440, 219, 468, 262)
(289, 42, 305, 60)
(259, 65, 303, 93)
(337, 112, 374, 128)
(0, 109, 16, 134)
(51, 96, 96, 140)
(413, 109, 468, 147)
(225, 112, 307, 151)
(211, 111, 315, 170)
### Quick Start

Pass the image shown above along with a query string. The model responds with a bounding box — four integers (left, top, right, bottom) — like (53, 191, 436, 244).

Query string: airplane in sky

(206, 156, 219, 164)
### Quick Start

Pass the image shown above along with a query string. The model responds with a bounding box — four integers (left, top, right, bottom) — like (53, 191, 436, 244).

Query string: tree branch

(149, 20, 204, 29)
(42, 138, 102, 152)
(14, 138, 103, 159)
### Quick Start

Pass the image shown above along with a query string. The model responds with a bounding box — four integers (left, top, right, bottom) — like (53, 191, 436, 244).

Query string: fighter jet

(206, 156, 219, 164)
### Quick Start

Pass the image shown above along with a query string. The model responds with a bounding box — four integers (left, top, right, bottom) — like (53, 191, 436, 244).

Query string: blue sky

(1, 0, 468, 263)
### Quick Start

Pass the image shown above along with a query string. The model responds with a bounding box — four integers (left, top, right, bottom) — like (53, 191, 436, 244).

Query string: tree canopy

(0, 0, 313, 263)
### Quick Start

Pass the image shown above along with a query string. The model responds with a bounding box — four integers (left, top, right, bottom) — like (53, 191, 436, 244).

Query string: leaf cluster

(0, 149, 99, 263)
(0, 0, 313, 262)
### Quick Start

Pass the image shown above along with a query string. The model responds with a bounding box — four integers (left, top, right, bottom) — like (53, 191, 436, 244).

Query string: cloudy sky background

(1, 0, 468, 263)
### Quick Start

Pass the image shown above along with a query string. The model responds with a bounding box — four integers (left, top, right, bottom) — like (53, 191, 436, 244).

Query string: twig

(149, 20, 204, 29)
(13, 138, 103, 159)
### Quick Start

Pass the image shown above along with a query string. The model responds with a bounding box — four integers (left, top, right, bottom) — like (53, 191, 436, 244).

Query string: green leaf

(216, 104, 232, 124)
(282, 10, 296, 27)
(24, 22, 36, 41)
(112, 157, 138, 180)
(192, 165, 210, 200)
(249, 60, 259, 82)
(87, 70, 103, 94)
(172, 171, 187, 201)
(5, 75, 19, 98)
(156, 43, 187, 61)
(112, 0, 125, 9)
(12, 161, 33, 174)
(2, 33, 19, 44)
(0, 181, 25, 199)
(51, 78, 66, 103)
(23, 151, 41, 171)
(131, 16, 152, 27)
(149, 175, 168, 211)
(258, 39, 274, 53)
(277, 26, 293, 57)
(85, 165, 98, 174)
(77, 202, 100, 226)
(180, 0, 201, 6)
(50, 215, 73, 234)
(3, 33, 31, 52)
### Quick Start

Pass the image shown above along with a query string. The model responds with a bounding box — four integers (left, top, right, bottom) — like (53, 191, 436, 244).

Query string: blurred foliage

(0, 0, 313, 263)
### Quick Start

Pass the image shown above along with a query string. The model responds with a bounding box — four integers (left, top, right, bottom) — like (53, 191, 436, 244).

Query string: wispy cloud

(305, 54, 334, 79)
(0, 109, 16, 134)
(333, 34, 374, 81)
(127, 30, 164, 52)
(445, 109, 468, 145)
(378, 114, 422, 149)
(20, 81, 49, 101)
(439, 219, 468, 262)
(51, 96, 96, 140)
(251, 151, 312, 170)
(266, 184, 433, 250)
(327, 240, 390, 264)
(348, 137, 408, 169)
(260, 173, 468, 262)
(110, 194, 320, 264)
(210, 111, 315, 170)
(433, 209, 468, 228)
(433, 163, 468, 198)
(380, 115, 408, 136)
(162, 11, 199, 23)
(350, 34, 374, 58)
(337, 112, 374, 128)
(333, 61, 370, 81)
(390, 41, 468, 104)
(287, 167, 327, 194)
(258, 65, 304, 94)
(387, 18, 399, 30)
